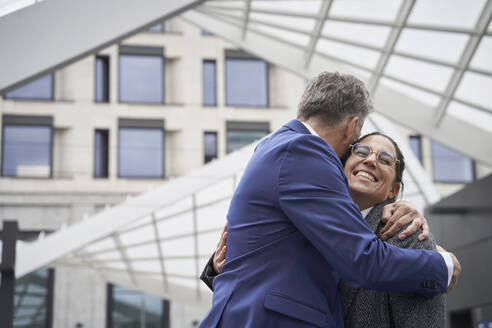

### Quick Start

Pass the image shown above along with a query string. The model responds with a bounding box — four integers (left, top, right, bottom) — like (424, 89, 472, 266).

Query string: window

(202, 29, 213, 36)
(2, 115, 52, 177)
(119, 46, 164, 104)
(106, 284, 170, 328)
(1, 229, 54, 328)
(13, 268, 54, 328)
(431, 141, 474, 183)
(225, 50, 268, 107)
(95, 56, 110, 103)
(226, 121, 269, 154)
(94, 129, 109, 178)
(409, 135, 423, 164)
(147, 23, 164, 33)
(4, 74, 54, 100)
(204, 132, 218, 163)
(203, 60, 217, 106)
(118, 119, 164, 178)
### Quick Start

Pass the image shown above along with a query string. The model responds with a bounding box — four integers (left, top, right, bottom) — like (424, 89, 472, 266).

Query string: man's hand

(380, 200, 429, 241)
(213, 222, 228, 274)
(436, 245, 461, 292)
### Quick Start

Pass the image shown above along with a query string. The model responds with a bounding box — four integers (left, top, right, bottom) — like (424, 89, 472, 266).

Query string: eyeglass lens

(352, 144, 396, 166)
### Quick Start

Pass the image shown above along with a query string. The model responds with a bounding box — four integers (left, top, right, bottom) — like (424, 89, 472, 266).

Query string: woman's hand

(380, 200, 429, 241)
(213, 222, 228, 273)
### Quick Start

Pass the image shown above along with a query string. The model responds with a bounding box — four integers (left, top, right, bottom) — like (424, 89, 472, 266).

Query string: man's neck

(300, 118, 347, 158)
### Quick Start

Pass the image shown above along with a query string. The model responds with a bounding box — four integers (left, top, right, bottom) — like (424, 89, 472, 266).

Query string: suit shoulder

(285, 134, 341, 165)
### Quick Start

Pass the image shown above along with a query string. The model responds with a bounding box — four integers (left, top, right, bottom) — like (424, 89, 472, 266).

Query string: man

(199, 72, 459, 328)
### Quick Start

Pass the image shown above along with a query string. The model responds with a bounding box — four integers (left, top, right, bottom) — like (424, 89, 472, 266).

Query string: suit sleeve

(277, 135, 448, 297)
(385, 231, 446, 327)
(199, 253, 218, 291)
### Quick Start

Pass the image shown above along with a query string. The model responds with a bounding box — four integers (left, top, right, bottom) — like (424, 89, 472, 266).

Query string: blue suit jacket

(199, 120, 447, 328)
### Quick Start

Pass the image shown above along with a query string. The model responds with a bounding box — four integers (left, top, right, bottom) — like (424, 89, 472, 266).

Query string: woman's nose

(363, 152, 378, 165)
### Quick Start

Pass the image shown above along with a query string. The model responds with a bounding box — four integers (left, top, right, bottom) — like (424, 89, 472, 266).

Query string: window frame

(202, 59, 217, 107)
(94, 129, 110, 179)
(0, 229, 55, 328)
(1, 115, 54, 178)
(3, 73, 55, 101)
(117, 118, 165, 179)
(431, 140, 476, 184)
(204, 131, 218, 164)
(118, 46, 165, 105)
(224, 50, 269, 108)
(146, 21, 165, 33)
(106, 284, 170, 328)
(95, 55, 110, 103)
(409, 135, 423, 164)
(225, 121, 270, 154)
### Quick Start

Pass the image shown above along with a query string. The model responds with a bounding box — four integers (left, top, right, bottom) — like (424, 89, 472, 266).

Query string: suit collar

(285, 119, 311, 135)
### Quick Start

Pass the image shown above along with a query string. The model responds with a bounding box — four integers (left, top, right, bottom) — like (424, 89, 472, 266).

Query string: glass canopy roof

(190, 0, 492, 139)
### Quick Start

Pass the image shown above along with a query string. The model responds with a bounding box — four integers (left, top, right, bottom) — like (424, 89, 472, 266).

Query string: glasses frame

(349, 143, 400, 167)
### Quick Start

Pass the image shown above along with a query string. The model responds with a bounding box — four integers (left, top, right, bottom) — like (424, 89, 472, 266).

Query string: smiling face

(344, 135, 401, 210)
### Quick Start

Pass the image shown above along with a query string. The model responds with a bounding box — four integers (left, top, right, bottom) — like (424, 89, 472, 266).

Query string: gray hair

(297, 72, 373, 126)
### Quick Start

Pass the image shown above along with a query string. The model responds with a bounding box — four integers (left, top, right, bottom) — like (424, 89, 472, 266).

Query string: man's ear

(343, 116, 359, 143)
(387, 182, 401, 200)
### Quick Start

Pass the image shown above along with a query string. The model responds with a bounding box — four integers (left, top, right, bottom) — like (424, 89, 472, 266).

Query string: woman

(201, 132, 445, 327)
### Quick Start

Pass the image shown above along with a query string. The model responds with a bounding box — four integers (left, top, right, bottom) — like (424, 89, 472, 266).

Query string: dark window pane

(110, 285, 166, 328)
(226, 130, 268, 153)
(202, 29, 213, 36)
(431, 141, 474, 183)
(148, 23, 164, 32)
(113, 287, 143, 327)
(94, 130, 109, 178)
(2, 125, 52, 177)
(13, 268, 51, 328)
(5, 74, 53, 100)
(143, 294, 163, 327)
(226, 59, 268, 107)
(203, 60, 217, 106)
(204, 132, 218, 163)
(95, 56, 109, 103)
(119, 55, 164, 103)
(409, 135, 422, 164)
(119, 128, 163, 177)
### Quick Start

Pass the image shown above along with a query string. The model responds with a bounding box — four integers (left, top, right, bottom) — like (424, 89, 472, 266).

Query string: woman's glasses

(350, 143, 399, 167)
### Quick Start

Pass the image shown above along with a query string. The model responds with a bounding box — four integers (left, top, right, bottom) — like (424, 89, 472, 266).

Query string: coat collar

(284, 119, 341, 164)
(285, 119, 311, 135)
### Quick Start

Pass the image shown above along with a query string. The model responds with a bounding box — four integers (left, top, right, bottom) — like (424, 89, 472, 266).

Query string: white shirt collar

(361, 206, 373, 218)
(300, 121, 320, 137)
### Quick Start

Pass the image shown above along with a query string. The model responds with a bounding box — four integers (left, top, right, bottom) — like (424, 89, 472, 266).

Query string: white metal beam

(241, 0, 252, 40)
(0, 0, 202, 93)
(368, 0, 415, 93)
(433, 0, 492, 125)
(181, 9, 492, 165)
(191, 194, 201, 298)
(304, 0, 333, 68)
(112, 234, 137, 285)
(151, 214, 169, 291)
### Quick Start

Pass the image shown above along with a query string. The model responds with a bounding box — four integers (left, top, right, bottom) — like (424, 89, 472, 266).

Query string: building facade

(0, 17, 490, 328)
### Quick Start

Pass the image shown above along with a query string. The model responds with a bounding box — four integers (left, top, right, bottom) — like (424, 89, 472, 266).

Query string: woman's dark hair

(341, 132, 405, 202)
